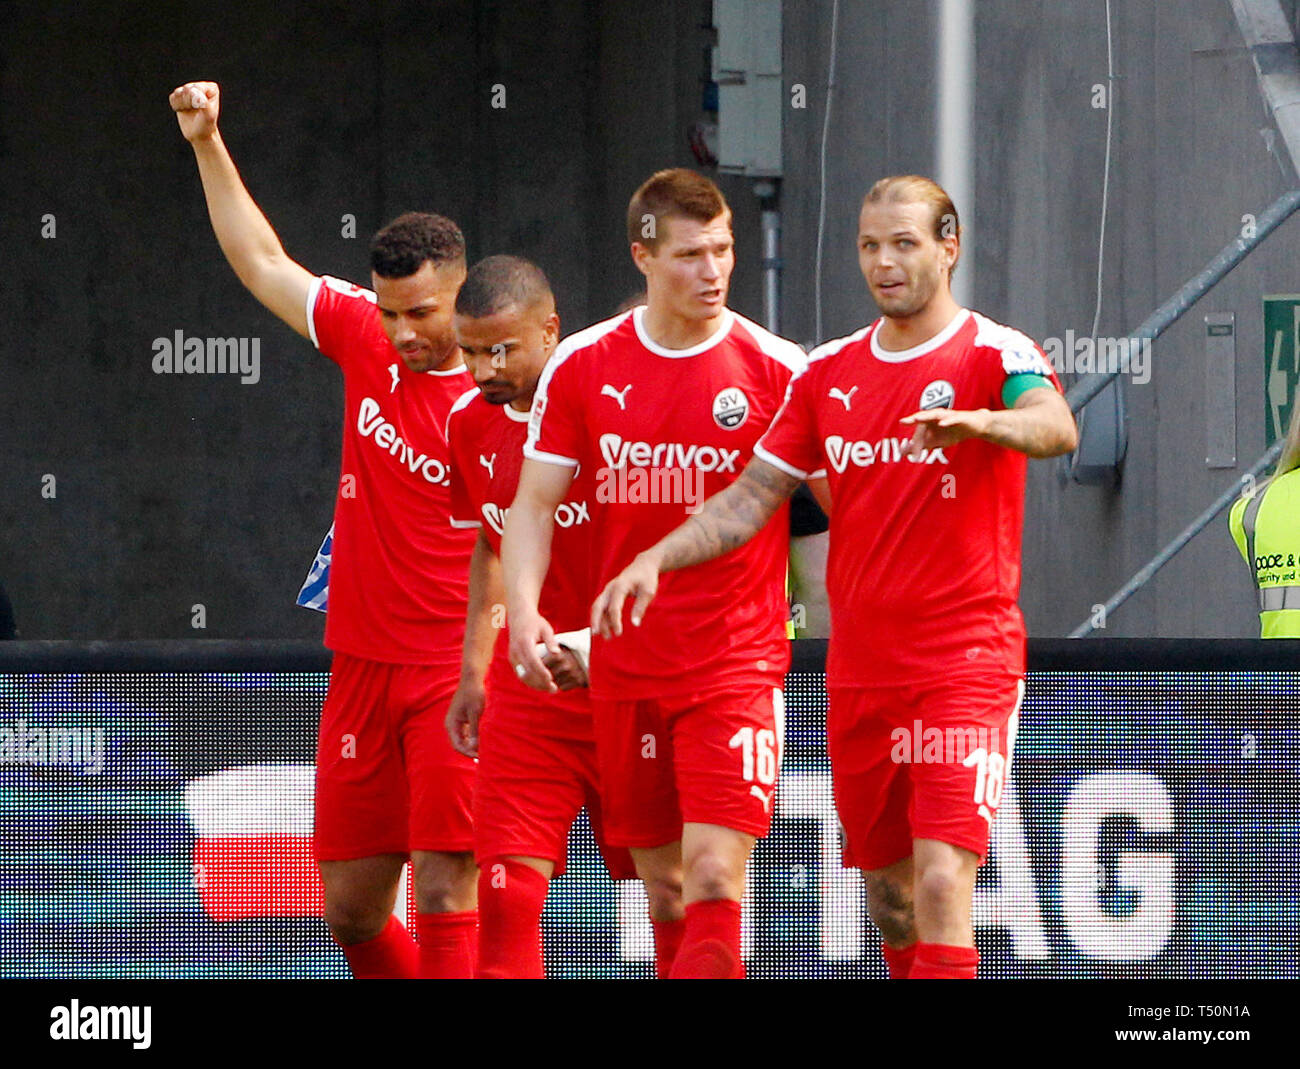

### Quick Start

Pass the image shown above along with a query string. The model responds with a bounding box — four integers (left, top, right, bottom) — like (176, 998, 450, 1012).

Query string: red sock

(882, 942, 917, 979)
(475, 860, 550, 979)
(910, 942, 979, 979)
(339, 915, 419, 979)
(414, 909, 478, 979)
(651, 917, 686, 979)
(669, 900, 743, 979)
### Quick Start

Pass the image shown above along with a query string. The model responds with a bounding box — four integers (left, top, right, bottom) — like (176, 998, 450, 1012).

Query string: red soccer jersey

(307, 275, 477, 666)
(755, 308, 1062, 686)
(525, 307, 804, 700)
(446, 386, 597, 731)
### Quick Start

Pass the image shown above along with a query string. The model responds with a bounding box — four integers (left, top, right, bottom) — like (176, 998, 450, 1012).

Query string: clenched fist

(168, 81, 220, 142)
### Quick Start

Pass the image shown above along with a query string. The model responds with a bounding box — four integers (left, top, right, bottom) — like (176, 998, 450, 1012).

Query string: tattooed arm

(900, 386, 1078, 459)
(591, 458, 800, 637)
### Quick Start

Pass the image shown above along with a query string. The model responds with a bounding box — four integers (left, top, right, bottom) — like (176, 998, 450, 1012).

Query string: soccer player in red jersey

(593, 175, 1079, 979)
(170, 82, 480, 978)
(502, 170, 805, 979)
(444, 255, 647, 978)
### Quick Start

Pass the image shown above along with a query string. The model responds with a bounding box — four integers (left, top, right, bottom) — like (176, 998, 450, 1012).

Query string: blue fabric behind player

(296, 526, 331, 613)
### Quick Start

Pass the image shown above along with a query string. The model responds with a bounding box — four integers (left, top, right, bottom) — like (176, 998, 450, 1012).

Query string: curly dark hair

(369, 212, 466, 278)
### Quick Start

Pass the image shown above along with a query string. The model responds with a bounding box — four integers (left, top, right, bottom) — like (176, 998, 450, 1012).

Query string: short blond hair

(862, 175, 962, 279)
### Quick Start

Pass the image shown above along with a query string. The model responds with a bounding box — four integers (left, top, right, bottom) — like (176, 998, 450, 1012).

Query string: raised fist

(168, 81, 220, 142)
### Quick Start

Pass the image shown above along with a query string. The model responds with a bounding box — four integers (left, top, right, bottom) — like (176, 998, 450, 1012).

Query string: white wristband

(535, 628, 591, 675)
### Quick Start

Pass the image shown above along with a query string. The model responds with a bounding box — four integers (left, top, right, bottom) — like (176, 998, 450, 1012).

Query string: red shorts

(828, 675, 1024, 871)
(474, 687, 636, 880)
(313, 652, 475, 861)
(592, 681, 787, 846)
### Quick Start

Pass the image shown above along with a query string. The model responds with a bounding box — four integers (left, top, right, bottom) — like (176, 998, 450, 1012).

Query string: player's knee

(684, 850, 744, 901)
(864, 873, 915, 946)
(913, 863, 965, 921)
(413, 851, 478, 913)
(323, 899, 391, 946)
(642, 871, 685, 922)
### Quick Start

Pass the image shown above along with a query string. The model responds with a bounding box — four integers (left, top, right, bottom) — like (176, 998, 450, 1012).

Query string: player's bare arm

(592, 457, 800, 638)
(901, 386, 1078, 460)
(169, 81, 314, 339)
(446, 531, 505, 757)
(501, 458, 572, 692)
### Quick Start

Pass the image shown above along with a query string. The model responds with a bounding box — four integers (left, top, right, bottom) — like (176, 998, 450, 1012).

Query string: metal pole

(761, 207, 780, 334)
(755, 179, 780, 334)
(1067, 188, 1300, 413)
(1231, 0, 1300, 182)
(1069, 440, 1285, 637)
(936, 0, 975, 309)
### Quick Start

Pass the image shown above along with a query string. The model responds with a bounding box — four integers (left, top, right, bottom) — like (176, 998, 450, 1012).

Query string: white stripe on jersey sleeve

(522, 447, 580, 467)
(753, 442, 814, 480)
(306, 275, 378, 351)
(448, 385, 481, 415)
(449, 518, 482, 529)
(754, 325, 870, 479)
(523, 310, 634, 466)
(773, 323, 871, 402)
(729, 312, 808, 374)
(806, 323, 873, 366)
(445, 385, 482, 438)
(324, 276, 377, 302)
(305, 276, 324, 350)
(550, 309, 634, 364)
(970, 311, 1054, 378)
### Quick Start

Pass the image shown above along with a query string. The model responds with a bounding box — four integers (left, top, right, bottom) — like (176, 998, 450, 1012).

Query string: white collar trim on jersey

(502, 401, 531, 422)
(869, 308, 970, 363)
(633, 305, 735, 358)
(425, 360, 468, 376)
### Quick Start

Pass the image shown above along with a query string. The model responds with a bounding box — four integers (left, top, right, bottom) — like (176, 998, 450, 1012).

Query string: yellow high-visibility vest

(1229, 468, 1300, 637)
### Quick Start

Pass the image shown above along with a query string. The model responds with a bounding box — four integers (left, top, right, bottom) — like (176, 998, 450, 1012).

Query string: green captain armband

(1001, 373, 1056, 408)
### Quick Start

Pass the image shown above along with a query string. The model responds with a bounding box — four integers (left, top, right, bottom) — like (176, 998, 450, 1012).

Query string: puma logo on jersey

(750, 785, 774, 812)
(601, 383, 633, 409)
(481, 499, 590, 537)
(388, 363, 401, 393)
(825, 433, 948, 472)
(479, 453, 496, 479)
(829, 386, 858, 411)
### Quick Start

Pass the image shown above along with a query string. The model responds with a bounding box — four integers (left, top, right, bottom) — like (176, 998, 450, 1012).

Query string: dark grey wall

(1, 0, 751, 639)
(781, 0, 1297, 638)
(2, 0, 1292, 640)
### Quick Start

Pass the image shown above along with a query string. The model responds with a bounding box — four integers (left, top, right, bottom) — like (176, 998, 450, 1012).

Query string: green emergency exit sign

(1263, 295, 1300, 446)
